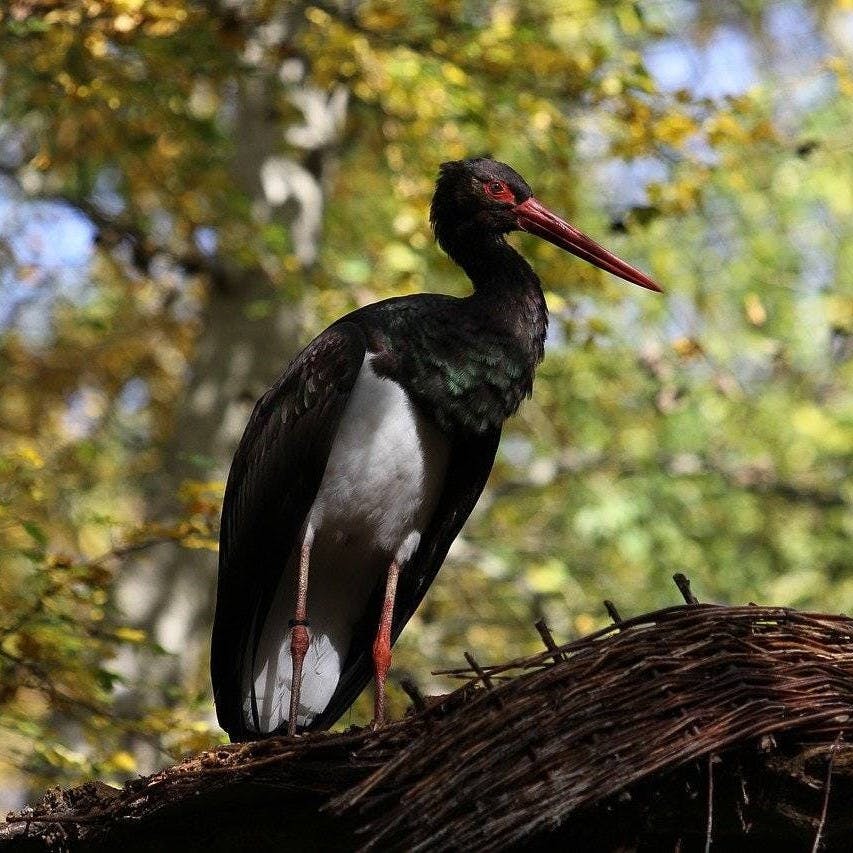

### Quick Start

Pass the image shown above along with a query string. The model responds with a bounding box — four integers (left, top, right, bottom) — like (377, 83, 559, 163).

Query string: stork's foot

(369, 692, 389, 731)
(370, 658, 390, 731)
(287, 619, 310, 737)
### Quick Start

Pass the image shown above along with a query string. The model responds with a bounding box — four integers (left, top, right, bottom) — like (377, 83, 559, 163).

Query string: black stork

(211, 157, 661, 740)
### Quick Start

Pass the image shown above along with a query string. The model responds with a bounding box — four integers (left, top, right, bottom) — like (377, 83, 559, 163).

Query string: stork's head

(430, 157, 661, 293)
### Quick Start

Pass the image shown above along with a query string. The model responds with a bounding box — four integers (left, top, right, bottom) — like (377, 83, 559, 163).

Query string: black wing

(211, 322, 367, 741)
(307, 426, 501, 731)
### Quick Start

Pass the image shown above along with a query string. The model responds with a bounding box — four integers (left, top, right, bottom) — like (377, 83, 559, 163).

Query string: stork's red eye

(483, 179, 514, 202)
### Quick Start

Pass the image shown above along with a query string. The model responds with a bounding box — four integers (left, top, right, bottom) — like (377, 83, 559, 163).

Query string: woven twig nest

(4, 599, 853, 852)
(336, 602, 853, 849)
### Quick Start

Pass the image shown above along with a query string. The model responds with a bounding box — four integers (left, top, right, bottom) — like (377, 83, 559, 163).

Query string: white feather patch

(244, 355, 449, 732)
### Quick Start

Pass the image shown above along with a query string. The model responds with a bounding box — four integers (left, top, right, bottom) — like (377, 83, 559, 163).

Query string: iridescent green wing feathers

(366, 296, 538, 434)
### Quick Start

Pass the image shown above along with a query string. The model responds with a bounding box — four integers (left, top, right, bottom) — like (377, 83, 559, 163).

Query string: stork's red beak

(513, 196, 662, 293)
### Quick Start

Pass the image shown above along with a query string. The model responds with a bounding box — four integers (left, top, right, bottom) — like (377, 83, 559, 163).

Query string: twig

(736, 769, 750, 833)
(464, 652, 494, 691)
(534, 619, 562, 664)
(673, 573, 699, 605)
(603, 600, 623, 626)
(400, 678, 427, 714)
(7, 812, 111, 827)
(812, 732, 844, 853)
(705, 754, 714, 853)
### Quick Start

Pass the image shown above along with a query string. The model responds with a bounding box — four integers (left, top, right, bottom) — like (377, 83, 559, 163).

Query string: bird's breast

(309, 354, 450, 563)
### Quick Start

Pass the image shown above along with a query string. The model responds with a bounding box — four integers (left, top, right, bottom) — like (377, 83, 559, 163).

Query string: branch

(489, 448, 846, 509)
(0, 166, 233, 290)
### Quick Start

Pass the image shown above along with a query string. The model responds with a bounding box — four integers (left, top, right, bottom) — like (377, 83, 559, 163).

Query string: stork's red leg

(372, 559, 400, 727)
(287, 530, 313, 736)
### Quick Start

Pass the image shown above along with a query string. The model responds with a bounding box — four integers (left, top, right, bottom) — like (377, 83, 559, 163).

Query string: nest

(4, 592, 853, 851)
(336, 600, 853, 849)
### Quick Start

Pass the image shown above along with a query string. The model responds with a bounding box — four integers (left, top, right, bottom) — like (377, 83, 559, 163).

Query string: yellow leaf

(654, 112, 697, 146)
(145, 19, 180, 37)
(305, 7, 331, 26)
(672, 337, 703, 358)
(110, 751, 137, 773)
(441, 64, 467, 86)
(706, 112, 747, 145)
(744, 293, 767, 326)
(114, 627, 147, 643)
(826, 295, 853, 330)
(15, 443, 44, 468)
(791, 405, 851, 451)
(527, 558, 566, 594)
(182, 535, 219, 551)
(113, 13, 138, 32)
(601, 76, 622, 96)
(85, 33, 108, 58)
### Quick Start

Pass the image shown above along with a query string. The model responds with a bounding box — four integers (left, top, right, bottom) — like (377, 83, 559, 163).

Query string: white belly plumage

(243, 355, 450, 732)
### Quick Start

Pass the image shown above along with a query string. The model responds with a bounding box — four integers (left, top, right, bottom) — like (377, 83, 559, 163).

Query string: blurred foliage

(0, 0, 852, 801)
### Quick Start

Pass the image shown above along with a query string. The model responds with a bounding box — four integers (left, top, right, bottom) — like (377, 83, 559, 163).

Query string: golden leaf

(744, 293, 767, 326)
